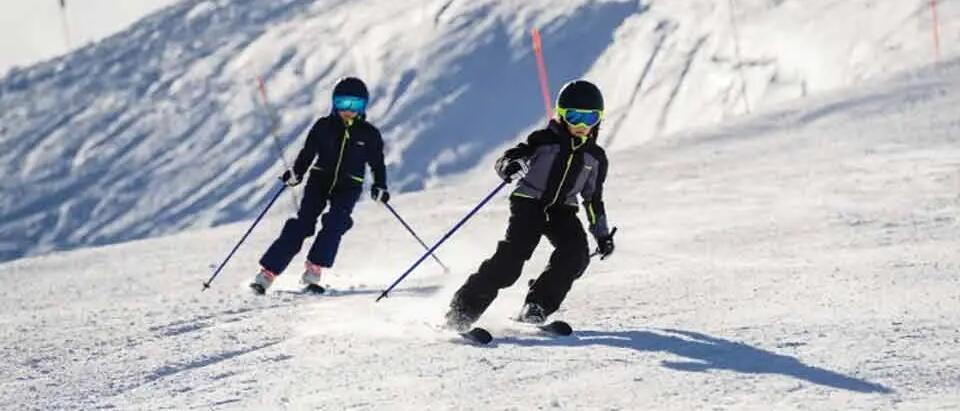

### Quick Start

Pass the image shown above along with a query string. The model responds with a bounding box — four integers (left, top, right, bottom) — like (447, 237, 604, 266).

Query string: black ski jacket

(291, 114, 387, 192)
(502, 120, 610, 240)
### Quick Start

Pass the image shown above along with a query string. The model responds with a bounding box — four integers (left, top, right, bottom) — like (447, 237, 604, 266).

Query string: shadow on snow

(498, 328, 893, 394)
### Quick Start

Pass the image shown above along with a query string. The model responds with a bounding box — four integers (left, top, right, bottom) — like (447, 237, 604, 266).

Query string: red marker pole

(256, 75, 300, 211)
(930, 0, 942, 61)
(531, 28, 553, 120)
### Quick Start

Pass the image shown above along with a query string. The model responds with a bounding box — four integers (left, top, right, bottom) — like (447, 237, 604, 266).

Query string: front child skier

(445, 80, 616, 330)
(251, 77, 389, 294)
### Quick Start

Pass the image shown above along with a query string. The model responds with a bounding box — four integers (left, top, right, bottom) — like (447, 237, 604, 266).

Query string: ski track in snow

(2, 57, 959, 410)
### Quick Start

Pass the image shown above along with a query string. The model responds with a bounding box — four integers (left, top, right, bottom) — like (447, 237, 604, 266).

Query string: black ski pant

(448, 197, 590, 326)
(259, 173, 362, 274)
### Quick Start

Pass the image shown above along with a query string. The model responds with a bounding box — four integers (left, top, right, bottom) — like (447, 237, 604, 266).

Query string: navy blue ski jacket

(291, 114, 387, 192)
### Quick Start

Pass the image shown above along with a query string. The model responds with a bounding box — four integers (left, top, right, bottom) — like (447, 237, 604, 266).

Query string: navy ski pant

(259, 175, 362, 274)
(448, 198, 590, 325)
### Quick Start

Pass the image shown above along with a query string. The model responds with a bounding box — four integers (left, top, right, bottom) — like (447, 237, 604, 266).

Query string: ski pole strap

(202, 184, 287, 291)
(376, 180, 509, 301)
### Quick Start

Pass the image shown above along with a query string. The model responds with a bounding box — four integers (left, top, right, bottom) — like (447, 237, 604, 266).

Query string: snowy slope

(1, 0, 959, 263)
(3, 56, 959, 410)
(0, 0, 181, 77)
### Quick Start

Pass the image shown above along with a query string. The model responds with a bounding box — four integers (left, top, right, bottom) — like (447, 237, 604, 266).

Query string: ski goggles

(333, 95, 367, 113)
(557, 107, 603, 127)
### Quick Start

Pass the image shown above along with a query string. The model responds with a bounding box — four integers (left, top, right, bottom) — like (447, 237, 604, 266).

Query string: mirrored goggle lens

(562, 109, 601, 126)
(333, 96, 367, 112)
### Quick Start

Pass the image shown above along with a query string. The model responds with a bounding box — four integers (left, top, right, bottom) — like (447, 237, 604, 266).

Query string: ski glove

(495, 157, 529, 182)
(280, 170, 302, 187)
(371, 187, 390, 204)
(596, 227, 617, 260)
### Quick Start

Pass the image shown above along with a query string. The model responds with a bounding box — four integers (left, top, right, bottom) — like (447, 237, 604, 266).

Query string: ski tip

(303, 284, 326, 295)
(542, 320, 573, 336)
(461, 327, 493, 345)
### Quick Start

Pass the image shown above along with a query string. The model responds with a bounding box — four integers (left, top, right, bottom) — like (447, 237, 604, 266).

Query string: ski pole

(256, 75, 301, 212)
(376, 180, 509, 301)
(202, 184, 287, 291)
(382, 202, 450, 273)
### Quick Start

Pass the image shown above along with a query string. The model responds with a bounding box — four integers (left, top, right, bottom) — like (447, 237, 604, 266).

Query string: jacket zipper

(545, 152, 574, 210)
(328, 125, 350, 194)
(545, 137, 586, 210)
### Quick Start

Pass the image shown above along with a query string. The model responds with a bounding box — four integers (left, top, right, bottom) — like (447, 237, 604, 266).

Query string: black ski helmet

(332, 76, 369, 100)
(556, 80, 604, 111)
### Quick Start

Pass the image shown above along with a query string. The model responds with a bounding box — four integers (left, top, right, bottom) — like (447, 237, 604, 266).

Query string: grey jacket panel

(512, 144, 602, 207)
(500, 120, 611, 241)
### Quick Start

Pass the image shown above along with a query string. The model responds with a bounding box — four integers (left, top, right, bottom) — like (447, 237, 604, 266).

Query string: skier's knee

(320, 212, 354, 234)
(495, 239, 537, 262)
(282, 218, 316, 239)
(474, 258, 524, 290)
(558, 246, 589, 279)
(491, 267, 523, 289)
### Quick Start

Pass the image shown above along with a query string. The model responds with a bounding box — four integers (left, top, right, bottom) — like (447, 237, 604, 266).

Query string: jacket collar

(548, 119, 594, 150)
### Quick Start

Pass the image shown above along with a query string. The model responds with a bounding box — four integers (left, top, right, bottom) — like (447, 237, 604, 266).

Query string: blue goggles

(558, 107, 603, 127)
(333, 95, 367, 113)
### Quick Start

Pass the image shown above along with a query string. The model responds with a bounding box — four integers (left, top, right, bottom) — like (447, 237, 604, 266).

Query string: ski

(537, 320, 573, 336)
(458, 327, 493, 345)
(303, 284, 326, 295)
(512, 317, 574, 337)
(251, 284, 328, 296)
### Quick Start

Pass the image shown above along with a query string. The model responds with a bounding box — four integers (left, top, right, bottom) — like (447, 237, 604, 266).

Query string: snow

(3, 0, 960, 262)
(2, 2, 960, 406)
(3, 53, 959, 409)
(0, 0, 181, 77)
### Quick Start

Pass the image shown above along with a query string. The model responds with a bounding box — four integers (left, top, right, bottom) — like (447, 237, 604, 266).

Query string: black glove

(596, 227, 617, 260)
(495, 157, 528, 182)
(371, 186, 390, 204)
(280, 170, 302, 187)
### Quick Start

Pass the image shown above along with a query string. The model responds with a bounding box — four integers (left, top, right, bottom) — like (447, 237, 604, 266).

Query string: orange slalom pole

(531, 28, 553, 120)
(255, 75, 301, 211)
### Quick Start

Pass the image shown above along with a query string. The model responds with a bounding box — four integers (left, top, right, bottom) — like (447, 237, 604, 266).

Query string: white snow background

(1, 0, 959, 410)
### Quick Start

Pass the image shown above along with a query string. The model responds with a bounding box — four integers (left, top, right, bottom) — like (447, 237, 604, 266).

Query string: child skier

(445, 79, 616, 330)
(251, 77, 389, 294)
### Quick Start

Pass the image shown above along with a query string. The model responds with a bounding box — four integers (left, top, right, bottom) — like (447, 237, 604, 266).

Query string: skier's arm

(369, 129, 388, 190)
(495, 130, 550, 180)
(582, 152, 610, 241)
(502, 130, 549, 160)
(291, 118, 324, 178)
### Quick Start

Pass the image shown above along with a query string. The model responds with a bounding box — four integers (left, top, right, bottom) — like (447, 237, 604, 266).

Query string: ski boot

(249, 268, 277, 295)
(443, 309, 473, 333)
(301, 261, 326, 294)
(517, 302, 547, 325)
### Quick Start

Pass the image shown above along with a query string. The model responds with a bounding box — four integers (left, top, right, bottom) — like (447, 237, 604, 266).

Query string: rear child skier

(251, 77, 389, 294)
(445, 80, 616, 330)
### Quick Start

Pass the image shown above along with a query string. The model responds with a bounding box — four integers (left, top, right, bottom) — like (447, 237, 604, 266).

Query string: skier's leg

(524, 206, 589, 318)
(259, 177, 328, 274)
(307, 186, 362, 267)
(446, 198, 546, 329)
